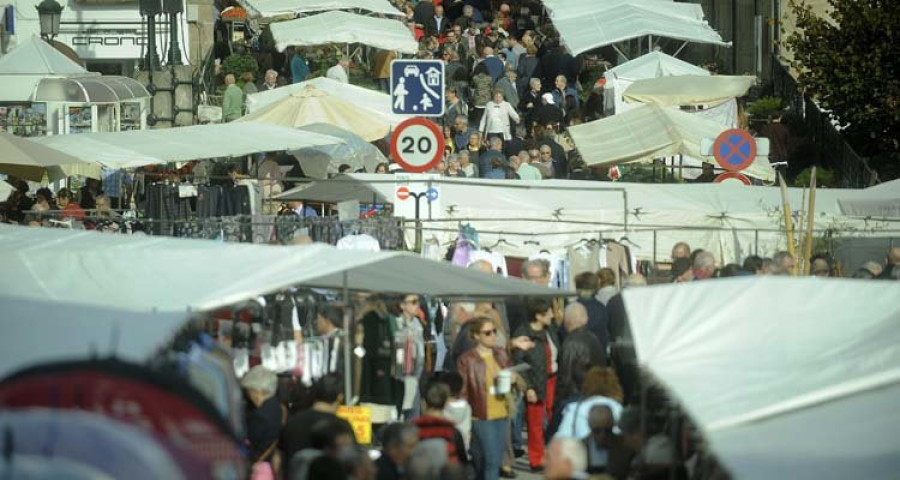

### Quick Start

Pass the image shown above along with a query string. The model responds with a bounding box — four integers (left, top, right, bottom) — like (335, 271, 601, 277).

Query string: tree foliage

(785, 0, 900, 169)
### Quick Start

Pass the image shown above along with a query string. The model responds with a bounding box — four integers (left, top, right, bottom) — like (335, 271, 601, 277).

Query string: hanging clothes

(605, 242, 632, 288)
(567, 242, 601, 287)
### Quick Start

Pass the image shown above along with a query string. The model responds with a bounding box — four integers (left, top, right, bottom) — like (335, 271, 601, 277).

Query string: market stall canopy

(269, 10, 419, 54)
(240, 0, 404, 19)
(278, 173, 390, 203)
(240, 85, 395, 142)
(0, 224, 560, 314)
(0, 295, 189, 379)
(567, 104, 775, 181)
(246, 77, 401, 122)
(293, 123, 388, 178)
(623, 277, 900, 480)
(545, 0, 704, 22)
(548, 3, 728, 56)
(624, 75, 756, 106)
(837, 178, 900, 218)
(0, 132, 101, 181)
(269, 175, 900, 262)
(0, 34, 97, 101)
(33, 121, 344, 168)
(604, 51, 710, 114)
(34, 76, 149, 103)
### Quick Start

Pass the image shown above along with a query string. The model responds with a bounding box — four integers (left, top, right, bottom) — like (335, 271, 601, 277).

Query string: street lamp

(36, 0, 64, 42)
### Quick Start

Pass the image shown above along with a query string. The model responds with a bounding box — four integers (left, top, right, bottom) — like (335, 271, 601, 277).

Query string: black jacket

(512, 322, 560, 398)
(557, 327, 605, 400)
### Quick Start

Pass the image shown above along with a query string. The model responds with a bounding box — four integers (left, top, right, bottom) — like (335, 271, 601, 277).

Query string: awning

(0, 224, 561, 314)
(0, 295, 188, 380)
(33, 121, 344, 168)
(624, 75, 756, 106)
(34, 75, 150, 103)
(567, 104, 775, 181)
(246, 77, 401, 122)
(545, 0, 705, 22)
(604, 51, 710, 114)
(0, 131, 101, 181)
(239, 0, 404, 19)
(269, 10, 419, 54)
(623, 277, 900, 480)
(548, 3, 729, 56)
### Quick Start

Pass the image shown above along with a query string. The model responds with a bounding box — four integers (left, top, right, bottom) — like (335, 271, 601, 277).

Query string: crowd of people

(235, 243, 900, 480)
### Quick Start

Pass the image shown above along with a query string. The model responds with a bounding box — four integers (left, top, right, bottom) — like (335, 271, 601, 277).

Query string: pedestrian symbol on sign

(391, 60, 445, 116)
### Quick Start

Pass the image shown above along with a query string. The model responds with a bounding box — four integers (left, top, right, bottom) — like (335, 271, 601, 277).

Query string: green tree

(785, 0, 900, 171)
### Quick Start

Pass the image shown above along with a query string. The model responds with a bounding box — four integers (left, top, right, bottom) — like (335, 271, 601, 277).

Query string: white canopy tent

(246, 77, 402, 120)
(0, 295, 189, 379)
(547, 3, 728, 56)
(567, 104, 775, 182)
(0, 224, 560, 314)
(837, 179, 900, 218)
(273, 175, 900, 264)
(33, 121, 344, 168)
(0, 35, 94, 101)
(623, 75, 756, 107)
(0, 132, 101, 181)
(239, 0, 403, 19)
(604, 51, 710, 115)
(269, 10, 419, 54)
(623, 278, 900, 480)
(544, 0, 705, 22)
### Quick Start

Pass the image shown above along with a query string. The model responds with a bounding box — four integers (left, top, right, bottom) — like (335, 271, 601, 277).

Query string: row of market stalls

(0, 35, 150, 137)
(277, 174, 900, 265)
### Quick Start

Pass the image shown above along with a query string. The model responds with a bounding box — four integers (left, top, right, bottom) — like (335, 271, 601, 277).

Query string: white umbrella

(293, 123, 387, 178)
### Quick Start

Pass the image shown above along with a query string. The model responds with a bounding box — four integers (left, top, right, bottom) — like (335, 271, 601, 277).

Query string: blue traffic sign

(425, 187, 439, 202)
(390, 60, 445, 116)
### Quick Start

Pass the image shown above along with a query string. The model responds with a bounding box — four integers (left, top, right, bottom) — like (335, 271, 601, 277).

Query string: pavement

(511, 454, 544, 480)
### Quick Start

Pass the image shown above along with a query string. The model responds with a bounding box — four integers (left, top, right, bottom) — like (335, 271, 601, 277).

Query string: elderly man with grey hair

(772, 251, 796, 276)
(241, 366, 284, 462)
(692, 250, 717, 280)
(261, 69, 279, 91)
(326, 56, 351, 83)
(557, 301, 605, 401)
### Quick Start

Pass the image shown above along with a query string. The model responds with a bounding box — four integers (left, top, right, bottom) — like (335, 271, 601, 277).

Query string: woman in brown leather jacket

(457, 317, 510, 480)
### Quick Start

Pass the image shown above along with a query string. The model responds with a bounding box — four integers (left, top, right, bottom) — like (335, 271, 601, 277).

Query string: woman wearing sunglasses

(457, 317, 511, 480)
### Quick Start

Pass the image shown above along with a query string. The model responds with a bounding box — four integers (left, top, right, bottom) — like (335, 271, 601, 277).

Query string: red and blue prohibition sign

(713, 129, 756, 172)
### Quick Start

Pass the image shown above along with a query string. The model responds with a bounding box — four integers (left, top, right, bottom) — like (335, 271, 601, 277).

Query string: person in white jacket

(479, 90, 520, 141)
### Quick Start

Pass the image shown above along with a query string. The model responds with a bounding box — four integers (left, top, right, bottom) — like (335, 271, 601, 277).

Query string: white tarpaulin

(548, 4, 728, 56)
(270, 11, 419, 54)
(272, 175, 900, 264)
(604, 51, 710, 114)
(837, 179, 900, 218)
(240, 0, 403, 19)
(246, 77, 402, 122)
(0, 295, 188, 379)
(0, 35, 96, 101)
(545, 0, 705, 22)
(623, 278, 900, 480)
(567, 104, 775, 181)
(0, 132, 101, 181)
(0, 225, 559, 314)
(33, 121, 344, 168)
(624, 75, 756, 107)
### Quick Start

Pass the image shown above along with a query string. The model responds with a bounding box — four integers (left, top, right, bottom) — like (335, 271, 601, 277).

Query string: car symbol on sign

(403, 65, 420, 77)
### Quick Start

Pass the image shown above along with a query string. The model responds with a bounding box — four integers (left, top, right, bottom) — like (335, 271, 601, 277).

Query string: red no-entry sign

(395, 186, 410, 200)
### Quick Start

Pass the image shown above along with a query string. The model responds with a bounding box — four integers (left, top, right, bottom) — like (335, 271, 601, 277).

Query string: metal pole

(653, 230, 657, 263)
(342, 271, 353, 405)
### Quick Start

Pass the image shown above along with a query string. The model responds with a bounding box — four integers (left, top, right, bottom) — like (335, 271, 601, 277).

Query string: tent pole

(342, 270, 353, 405)
(673, 41, 688, 58)
(802, 167, 817, 275)
(612, 44, 629, 62)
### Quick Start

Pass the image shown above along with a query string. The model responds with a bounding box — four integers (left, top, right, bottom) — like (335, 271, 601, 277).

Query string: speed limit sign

(390, 118, 445, 173)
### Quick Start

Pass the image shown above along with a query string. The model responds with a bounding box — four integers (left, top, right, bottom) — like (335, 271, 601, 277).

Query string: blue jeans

(472, 418, 507, 480)
(512, 394, 524, 449)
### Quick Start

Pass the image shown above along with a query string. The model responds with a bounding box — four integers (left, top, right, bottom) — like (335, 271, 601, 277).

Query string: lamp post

(36, 0, 64, 42)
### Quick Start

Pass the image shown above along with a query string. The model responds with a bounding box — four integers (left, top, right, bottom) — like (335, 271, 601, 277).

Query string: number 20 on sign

(390, 118, 445, 173)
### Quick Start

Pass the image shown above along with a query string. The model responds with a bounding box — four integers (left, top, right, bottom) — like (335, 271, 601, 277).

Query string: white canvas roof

(623, 277, 900, 480)
(272, 175, 900, 264)
(33, 121, 344, 168)
(567, 104, 775, 181)
(624, 75, 756, 106)
(0, 224, 559, 314)
(0, 35, 97, 102)
(269, 11, 419, 54)
(545, 0, 705, 22)
(0, 132, 101, 181)
(549, 4, 728, 56)
(604, 51, 710, 114)
(0, 295, 189, 379)
(246, 77, 401, 121)
(293, 123, 387, 178)
(240, 0, 403, 19)
(837, 179, 900, 218)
